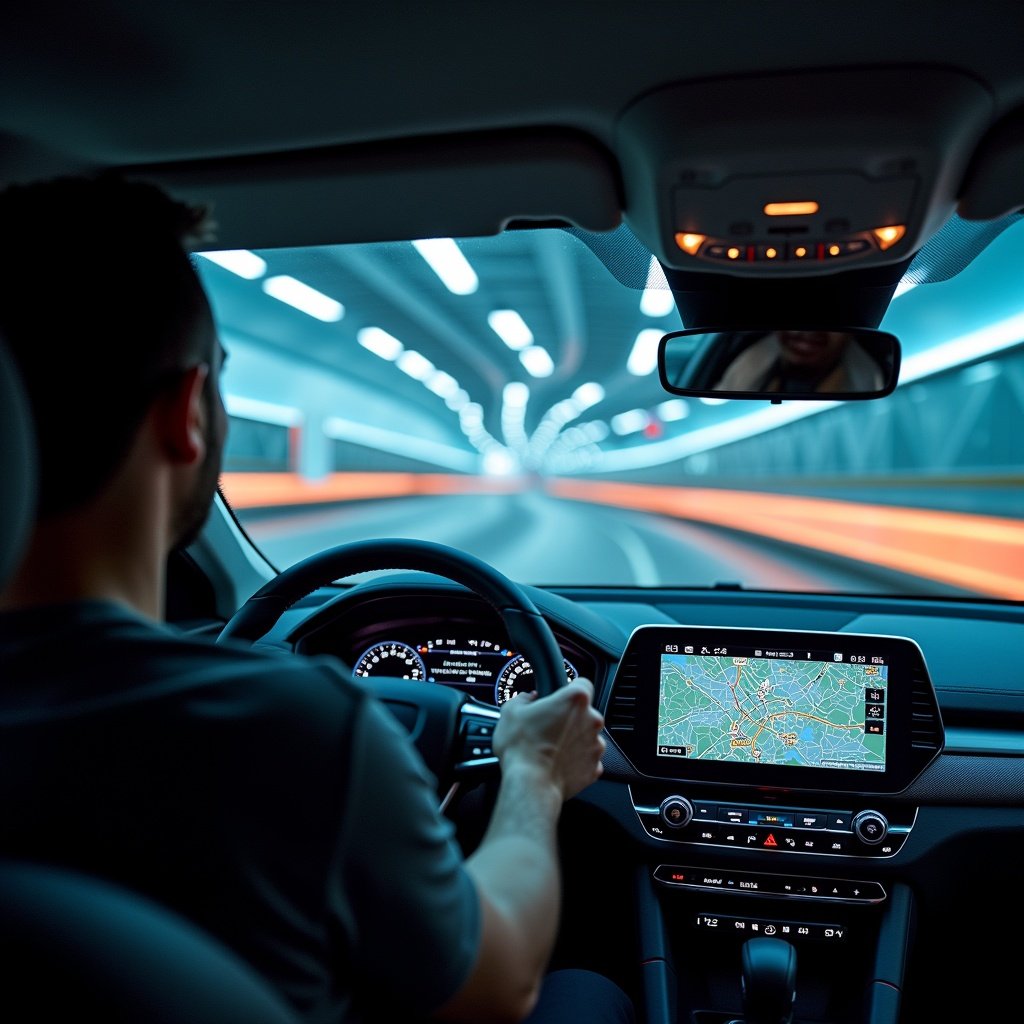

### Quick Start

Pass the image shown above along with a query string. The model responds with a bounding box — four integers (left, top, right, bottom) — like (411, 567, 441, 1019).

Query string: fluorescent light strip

(899, 309, 1024, 383)
(262, 275, 344, 322)
(501, 383, 530, 451)
(412, 238, 479, 295)
(627, 328, 664, 376)
(489, 310, 534, 350)
(611, 409, 650, 435)
(396, 350, 435, 381)
(592, 309, 1024, 473)
(425, 370, 461, 399)
(520, 345, 554, 377)
(198, 249, 267, 280)
(224, 394, 303, 427)
(657, 399, 689, 422)
(572, 382, 605, 409)
(358, 327, 403, 360)
(323, 416, 478, 472)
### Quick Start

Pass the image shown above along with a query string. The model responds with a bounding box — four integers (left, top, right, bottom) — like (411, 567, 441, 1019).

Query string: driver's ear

(155, 364, 210, 465)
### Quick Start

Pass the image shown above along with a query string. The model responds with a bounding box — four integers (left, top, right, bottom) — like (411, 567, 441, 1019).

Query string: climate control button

(660, 795, 694, 829)
(852, 810, 889, 846)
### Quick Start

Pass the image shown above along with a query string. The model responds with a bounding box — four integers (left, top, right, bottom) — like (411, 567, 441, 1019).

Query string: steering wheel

(215, 538, 567, 781)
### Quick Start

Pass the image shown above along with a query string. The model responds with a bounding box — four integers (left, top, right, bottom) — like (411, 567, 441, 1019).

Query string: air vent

(606, 653, 640, 733)
(910, 666, 944, 753)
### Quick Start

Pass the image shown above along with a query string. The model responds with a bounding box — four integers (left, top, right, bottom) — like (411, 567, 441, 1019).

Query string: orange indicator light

(872, 225, 906, 250)
(727, 246, 741, 260)
(828, 244, 842, 256)
(765, 247, 778, 259)
(674, 232, 706, 255)
(794, 246, 808, 258)
(764, 201, 819, 216)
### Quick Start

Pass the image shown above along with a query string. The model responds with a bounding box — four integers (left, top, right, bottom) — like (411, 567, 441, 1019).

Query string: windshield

(203, 220, 1024, 599)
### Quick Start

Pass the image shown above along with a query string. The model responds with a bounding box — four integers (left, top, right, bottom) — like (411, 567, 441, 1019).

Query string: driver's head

(0, 174, 225, 542)
(775, 330, 849, 374)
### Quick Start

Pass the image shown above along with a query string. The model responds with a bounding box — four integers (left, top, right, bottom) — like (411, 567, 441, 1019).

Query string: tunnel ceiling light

(357, 327, 404, 360)
(223, 393, 302, 427)
(627, 327, 664, 376)
(445, 388, 470, 411)
(519, 345, 554, 377)
(503, 382, 530, 408)
(262, 275, 344, 322)
(482, 448, 520, 476)
(425, 370, 460, 398)
(572, 381, 605, 410)
(488, 309, 534, 350)
(396, 349, 435, 381)
(412, 238, 479, 295)
(640, 257, 676, 317)
(198, 249, 267, 280)
(764, 201, 819, 216)
(611, 409, 650, 435)
(656, 399, 689, 422)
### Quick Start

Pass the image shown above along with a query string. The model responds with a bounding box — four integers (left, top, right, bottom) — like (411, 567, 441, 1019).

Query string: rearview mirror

(658, 327, 901, 402)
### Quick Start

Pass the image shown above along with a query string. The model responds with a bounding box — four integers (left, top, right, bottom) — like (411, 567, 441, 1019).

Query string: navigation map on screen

(656, 652, 887, 771)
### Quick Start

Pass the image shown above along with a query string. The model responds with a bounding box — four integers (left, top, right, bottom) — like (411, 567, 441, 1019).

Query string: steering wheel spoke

(454, 701, 501, 774)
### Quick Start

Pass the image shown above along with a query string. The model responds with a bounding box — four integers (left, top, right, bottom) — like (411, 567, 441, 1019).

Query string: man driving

(0, 175, 633, 1024)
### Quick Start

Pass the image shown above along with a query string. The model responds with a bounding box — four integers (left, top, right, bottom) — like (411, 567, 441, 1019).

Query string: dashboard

(289, 585, 600, 709)
(254, 571, 1024, 1022)
(273, 573, 1024, 820)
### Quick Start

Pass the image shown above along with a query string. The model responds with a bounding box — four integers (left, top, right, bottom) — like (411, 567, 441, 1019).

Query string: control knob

(851, 809, 889, 846)
(659, 795, 694, 829)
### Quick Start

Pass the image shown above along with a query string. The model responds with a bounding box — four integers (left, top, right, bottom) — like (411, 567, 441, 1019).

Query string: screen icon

(684, 645, 694, 654)
(834, 652, 843, 661)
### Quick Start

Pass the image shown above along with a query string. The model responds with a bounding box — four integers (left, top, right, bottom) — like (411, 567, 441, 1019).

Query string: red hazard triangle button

(763, 833, 778, 847)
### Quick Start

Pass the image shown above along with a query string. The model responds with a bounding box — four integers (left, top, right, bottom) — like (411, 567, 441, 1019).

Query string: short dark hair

(0, 175, 215, 517)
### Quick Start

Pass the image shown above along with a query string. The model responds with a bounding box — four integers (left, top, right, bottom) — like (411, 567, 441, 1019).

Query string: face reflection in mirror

(658, 327, 898, 400)
(712, 330, 886, 395)
(774, 330, 850, 387)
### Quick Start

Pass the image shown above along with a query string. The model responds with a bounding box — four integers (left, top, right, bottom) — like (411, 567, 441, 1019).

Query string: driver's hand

(493, 679, 605, 801)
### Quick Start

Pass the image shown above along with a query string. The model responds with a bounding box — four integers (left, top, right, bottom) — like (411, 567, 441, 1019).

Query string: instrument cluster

(353, 635, 579, 706)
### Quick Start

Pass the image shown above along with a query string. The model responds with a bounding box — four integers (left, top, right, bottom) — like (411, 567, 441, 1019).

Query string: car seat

(0, 334, 299, 1023)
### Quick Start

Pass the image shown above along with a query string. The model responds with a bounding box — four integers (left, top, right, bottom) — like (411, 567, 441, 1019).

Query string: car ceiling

(4, 2, 1024, 464)
(4, 3, 1023, 230)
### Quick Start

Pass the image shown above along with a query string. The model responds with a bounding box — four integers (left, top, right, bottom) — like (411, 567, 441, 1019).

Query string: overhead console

(615, 67, 993, 276)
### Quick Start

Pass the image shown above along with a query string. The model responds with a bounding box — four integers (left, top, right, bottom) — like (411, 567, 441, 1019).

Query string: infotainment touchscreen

(655, 646, 887, 772)
(608, 625, 943, 794)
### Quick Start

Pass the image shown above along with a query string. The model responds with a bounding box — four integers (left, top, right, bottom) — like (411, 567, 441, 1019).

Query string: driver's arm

(434, 679, 605, 1023)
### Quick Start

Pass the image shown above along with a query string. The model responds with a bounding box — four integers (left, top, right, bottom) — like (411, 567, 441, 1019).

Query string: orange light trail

(220, 471, 523, 508)
(547, 480, 1024, 600)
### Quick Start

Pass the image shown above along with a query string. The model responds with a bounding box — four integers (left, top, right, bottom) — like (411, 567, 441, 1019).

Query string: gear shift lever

(740, 936, 797, 1024)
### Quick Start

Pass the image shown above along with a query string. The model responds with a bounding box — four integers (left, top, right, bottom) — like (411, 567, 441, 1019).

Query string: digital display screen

(655, 644, 887, 773)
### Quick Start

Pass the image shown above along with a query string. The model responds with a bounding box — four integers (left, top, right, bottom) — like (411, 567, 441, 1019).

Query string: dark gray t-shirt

(0, 600, 480, 1023)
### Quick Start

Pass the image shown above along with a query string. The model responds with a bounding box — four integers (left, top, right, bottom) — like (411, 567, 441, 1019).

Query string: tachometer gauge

(354, 641, 427, 680)
(495, 655, 578, 705)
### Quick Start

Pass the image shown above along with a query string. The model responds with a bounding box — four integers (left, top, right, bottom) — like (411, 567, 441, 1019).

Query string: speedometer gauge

(354, 641, 427, 680)
(495, 655, 578, 705)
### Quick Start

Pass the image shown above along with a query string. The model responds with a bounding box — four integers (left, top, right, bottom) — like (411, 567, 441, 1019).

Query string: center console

(603, 625, 944, 1024)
